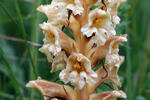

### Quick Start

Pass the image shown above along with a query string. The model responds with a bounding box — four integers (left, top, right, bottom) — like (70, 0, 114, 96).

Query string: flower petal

(78, 79, 85, 90)
(69, 71, 78, 83)
(59, 69, 70, 84)
(67, 0, 84, 15)
(51, 51, 67, 72)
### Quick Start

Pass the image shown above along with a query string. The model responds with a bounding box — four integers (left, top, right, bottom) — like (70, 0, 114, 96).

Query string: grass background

(0, 0, 150, 100)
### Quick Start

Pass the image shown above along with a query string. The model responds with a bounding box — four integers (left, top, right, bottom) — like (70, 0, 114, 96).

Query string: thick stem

(88, 66, 106, 94)
(75, 0, 91, 55)
(75, 84, 89, 100)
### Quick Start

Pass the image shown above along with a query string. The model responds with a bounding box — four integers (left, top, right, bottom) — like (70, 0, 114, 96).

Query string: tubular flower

(107, 0, 126, 26)
(59, 52, 97, 89)
(81, 8, 116, 46)
(39, 22, 61, 62)
(66, 0, 84, 15)
(37, 1, 68, 26)
(37, 0, 84, 26)
(51, 51, 67, 72)
(106, 36, 127, 67)
(26, 0, 128, 100)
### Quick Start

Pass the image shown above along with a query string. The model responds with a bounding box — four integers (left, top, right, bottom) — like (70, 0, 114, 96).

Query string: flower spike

(26, 0, 127, 99)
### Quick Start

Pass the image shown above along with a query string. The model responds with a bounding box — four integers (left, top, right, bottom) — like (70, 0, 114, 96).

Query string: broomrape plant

(26, 0, 127, 100)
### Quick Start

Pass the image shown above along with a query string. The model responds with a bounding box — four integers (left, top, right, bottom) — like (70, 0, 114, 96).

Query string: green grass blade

(0, 92, 14, 99)
(0, 3, 18, 25)
(126, 36, 132, 100)
(0, 48, 23, 99)
(137, 25, 150, 95)
(15, 0, 38, 78)
(126, 1, 132, 99)
(30, 0, 41, 66)
(29, 0, 43, 100)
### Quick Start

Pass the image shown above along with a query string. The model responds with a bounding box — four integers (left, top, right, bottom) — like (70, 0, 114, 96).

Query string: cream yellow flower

(66, 0, 84, 15)
(104, 36, 127, 89)
(106, 36, 127, 67)
(51, 51, 67, 72)
(37, 0, 84, 27)
(81, 8, 116, 46)
(91, 28, 109, 46)
(37, 1, 68, 26)
(108, 0, 126, 26)
(39, 22, 61, 62)
(59, 52, 97, 89)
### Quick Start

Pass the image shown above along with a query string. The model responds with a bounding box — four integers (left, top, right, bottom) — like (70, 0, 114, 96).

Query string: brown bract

(26, 78, 76, 100)
(89, 90, 126, 100)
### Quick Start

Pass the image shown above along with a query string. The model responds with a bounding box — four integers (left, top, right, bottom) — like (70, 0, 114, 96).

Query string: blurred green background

(0, 0, 150, 100)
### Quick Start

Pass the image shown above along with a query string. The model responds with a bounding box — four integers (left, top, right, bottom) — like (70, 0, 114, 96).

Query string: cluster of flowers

(26, 0, 127, 100)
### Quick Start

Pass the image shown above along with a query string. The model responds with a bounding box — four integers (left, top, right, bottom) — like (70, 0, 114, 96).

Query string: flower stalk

(26, 0, 127, 100)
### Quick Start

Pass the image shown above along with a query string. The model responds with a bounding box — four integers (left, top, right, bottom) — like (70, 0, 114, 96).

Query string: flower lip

(66, 0, 84, 15)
